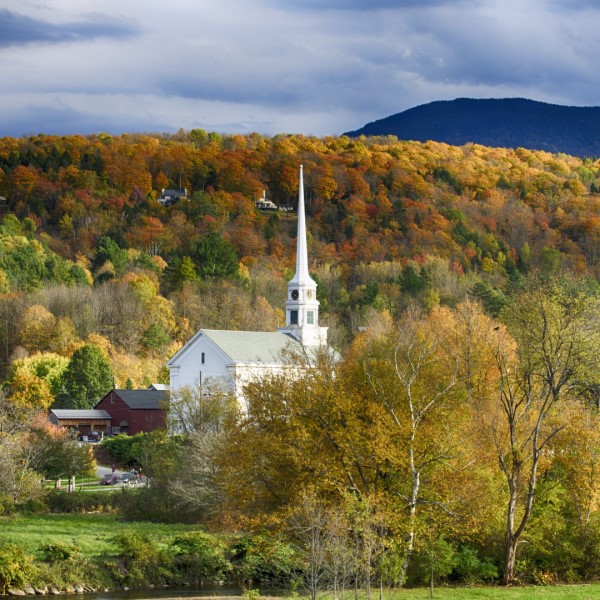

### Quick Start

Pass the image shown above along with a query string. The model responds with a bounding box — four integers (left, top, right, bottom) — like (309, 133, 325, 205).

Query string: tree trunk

(502, 537, 518, 586)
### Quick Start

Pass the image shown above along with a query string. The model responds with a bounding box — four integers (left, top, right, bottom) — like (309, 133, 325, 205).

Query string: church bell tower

(279, 165, 328, 346)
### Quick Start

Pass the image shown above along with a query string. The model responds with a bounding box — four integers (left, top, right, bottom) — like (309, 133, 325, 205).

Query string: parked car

(79, 431, 102, 442)
(117, 473, 138, 486)
(99, 473, 119, 485)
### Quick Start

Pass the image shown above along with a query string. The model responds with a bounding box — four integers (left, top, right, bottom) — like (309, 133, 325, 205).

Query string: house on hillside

(255, 190, 278, 211)
(167, 166, 335, 412)
(158, 188, 188, 207)
(95, 389, 168, 435)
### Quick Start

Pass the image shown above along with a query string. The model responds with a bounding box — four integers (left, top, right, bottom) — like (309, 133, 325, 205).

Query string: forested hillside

(1, 131, 600, 589)
(0, 130, 599, 400)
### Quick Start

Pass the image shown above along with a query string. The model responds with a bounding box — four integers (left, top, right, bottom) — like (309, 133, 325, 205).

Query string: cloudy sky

(1, 0, 599, 138)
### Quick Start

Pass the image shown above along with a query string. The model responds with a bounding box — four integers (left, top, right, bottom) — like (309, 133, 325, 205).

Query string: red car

(99, 473, 119, 485)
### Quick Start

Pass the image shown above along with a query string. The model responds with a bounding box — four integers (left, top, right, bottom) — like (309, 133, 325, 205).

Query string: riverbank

(5, 585, 600, 599)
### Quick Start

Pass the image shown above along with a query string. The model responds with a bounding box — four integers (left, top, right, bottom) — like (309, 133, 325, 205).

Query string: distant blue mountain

(344, 98, 600, 157)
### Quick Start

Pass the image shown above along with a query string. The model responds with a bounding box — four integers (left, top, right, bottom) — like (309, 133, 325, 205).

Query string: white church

(167, 166, 333, 410)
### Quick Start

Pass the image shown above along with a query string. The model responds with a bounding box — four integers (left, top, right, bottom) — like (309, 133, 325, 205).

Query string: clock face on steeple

(291, 289, 299, 300)
(306, 290, 313, 299)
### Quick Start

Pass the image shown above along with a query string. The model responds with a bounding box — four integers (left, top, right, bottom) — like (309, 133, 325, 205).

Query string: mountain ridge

(344, 98, 600, 157)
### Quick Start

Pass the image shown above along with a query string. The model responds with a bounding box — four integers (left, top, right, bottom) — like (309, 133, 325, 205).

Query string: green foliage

(113, 531, 171, 586)
(38, 543, 80, 563)
(191, 233, 239, 280)
(166, 255, 198, 290)
(408, 537, 457, 586)
(0, 542, 34, 592)
(433, 167, 462, 194)
(171, 531, 231, 582)
(10, 353, 69, 397)
(30, 429, 96, 480)
(470, 280, 507, 317)
(452, 221, 480, 247)
(92, 236, 128, 275)
(102, 431, 182, 470)
(453, 546, 499, 584)
(399, 264, 428, 295)
(101, 433, 139, 466)
(59, 344, 113, 409)
(140, 323, 171, 353)
(44, 490, 119, 513)
(230, 534, 301, 586)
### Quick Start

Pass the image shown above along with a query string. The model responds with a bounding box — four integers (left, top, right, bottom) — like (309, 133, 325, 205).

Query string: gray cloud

(270, 0, 469, 10)
(0, 9, 137, 48)
(1, 0, 599, 137)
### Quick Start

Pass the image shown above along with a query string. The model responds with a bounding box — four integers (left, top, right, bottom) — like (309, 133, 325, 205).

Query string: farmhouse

(167, 165, 333, 410)
(48, 388, 168, 437)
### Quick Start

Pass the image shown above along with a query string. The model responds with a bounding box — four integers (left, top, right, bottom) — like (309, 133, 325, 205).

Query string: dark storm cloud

(0, 104, 170, 138)
(0, 9, 137, 48)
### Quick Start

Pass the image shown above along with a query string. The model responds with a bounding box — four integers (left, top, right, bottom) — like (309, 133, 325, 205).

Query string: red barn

(95, 389, 168, 435)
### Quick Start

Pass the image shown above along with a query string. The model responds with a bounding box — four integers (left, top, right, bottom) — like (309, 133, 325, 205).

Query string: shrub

(230, 534, 300, 587)
(114, 531, 172, 587)
(45, 490, 118, 513)
(0, 543, 35, 593)
(408, 537, 457, 586)
(171, 531, 231, 583)
(453, 545, 499, 584)
(38, 543, 80, 563)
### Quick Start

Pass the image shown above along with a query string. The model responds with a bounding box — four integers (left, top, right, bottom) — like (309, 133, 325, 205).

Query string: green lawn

(1, 515, 598, 599)
(0, 513, 198, 559)
(344, 585, 600, 599)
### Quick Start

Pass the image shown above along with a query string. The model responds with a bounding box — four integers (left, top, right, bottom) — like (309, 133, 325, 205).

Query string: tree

(485, 279, 600, 584)
(6, 371, 54, 413)
(92, 236, 128, 274)
(28, 416, 96, 482)
(191, 233, 239, 280)
(10, 352, 69, 397)
(60, 344, 113, 409)
(358, 306, 469, 584)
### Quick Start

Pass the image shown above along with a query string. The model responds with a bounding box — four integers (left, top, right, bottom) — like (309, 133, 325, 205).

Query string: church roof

(200, 329, 303, 364)
(167, 328, 333, 368)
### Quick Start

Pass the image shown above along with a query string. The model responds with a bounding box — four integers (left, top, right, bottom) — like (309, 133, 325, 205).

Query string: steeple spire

(278, 165, 328, 347)
(291, 165, 315, 287)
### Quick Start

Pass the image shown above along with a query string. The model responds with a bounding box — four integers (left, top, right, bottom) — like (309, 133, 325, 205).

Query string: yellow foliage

(8, 371, 54, 412)
(19, 304, 56, 353)
(0, 268, 10, 293)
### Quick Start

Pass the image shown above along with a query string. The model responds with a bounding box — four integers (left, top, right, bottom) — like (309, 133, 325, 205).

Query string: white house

(167, 166, 332, 411)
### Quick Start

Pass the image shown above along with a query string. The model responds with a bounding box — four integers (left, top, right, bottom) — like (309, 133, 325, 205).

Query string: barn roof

(104, 389, 168, 409)
(49, 409, 111, 420)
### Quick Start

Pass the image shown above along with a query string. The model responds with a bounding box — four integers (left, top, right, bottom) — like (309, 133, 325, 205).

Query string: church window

(290, 310, 298, 325)
(307, 310, 315, 325)
(201, 352, 205, 364)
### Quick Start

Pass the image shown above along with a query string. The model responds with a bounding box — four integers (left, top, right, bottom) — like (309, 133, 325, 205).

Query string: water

(80, 586, 284, 600)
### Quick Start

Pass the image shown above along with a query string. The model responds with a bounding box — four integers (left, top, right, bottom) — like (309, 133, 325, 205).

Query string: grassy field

(1, 514, 598, 599)
(349, 585, 600, 599)
(0, 513, 199, 558)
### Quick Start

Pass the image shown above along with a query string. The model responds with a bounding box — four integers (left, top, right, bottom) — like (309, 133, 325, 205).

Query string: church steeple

(279, 165, 327, 346)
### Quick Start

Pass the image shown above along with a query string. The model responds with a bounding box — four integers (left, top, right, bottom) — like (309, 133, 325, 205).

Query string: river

(79, 586, 284, 600)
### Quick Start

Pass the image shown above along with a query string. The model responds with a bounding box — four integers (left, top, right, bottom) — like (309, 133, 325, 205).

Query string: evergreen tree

(59, 345, 113, 409)
(191, 233, 239, 280)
